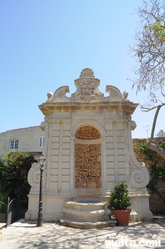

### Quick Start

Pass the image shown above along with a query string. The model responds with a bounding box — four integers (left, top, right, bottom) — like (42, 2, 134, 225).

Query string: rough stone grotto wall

(133, 138, 165, 214)
(75, 126, 101, 189)
(75, 126, 100, 140)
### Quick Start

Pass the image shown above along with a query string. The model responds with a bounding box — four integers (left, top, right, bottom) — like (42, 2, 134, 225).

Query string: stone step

(58, 218, 116, 229)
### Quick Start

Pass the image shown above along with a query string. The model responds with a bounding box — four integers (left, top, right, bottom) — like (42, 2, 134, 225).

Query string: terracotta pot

(114, 209, 131, 226)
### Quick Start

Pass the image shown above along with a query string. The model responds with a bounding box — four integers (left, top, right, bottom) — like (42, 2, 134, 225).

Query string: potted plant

(109, 182, 131, 226)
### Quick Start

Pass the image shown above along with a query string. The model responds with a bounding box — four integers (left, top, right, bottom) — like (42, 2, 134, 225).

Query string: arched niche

(74, 125, 102, 190)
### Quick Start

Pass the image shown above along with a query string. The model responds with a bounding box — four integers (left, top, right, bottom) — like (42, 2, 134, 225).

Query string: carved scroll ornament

(106, 85, 122, 99)
(130, 162, 149, 188)
(53, 86, 70, 98)
(27, 162, 47, 188)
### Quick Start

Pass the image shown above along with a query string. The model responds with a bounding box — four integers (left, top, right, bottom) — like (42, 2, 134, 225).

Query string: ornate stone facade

(26, 68, 152, 222)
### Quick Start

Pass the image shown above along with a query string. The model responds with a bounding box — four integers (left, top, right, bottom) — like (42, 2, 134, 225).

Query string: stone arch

(71, 120, 106, 138)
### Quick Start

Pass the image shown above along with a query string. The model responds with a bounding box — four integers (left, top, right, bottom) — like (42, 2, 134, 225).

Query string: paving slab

(0, 219, 165, 249)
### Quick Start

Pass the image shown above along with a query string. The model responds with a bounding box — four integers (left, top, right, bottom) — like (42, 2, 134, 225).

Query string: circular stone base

(58, 218, 116, 229)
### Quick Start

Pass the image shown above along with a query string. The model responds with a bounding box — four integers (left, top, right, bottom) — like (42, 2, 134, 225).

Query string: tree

(130, 0, 165, 159)
(0, 152, 37, 201)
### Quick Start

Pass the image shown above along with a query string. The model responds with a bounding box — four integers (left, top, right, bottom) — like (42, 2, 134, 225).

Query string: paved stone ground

(0, 218, 165, 249)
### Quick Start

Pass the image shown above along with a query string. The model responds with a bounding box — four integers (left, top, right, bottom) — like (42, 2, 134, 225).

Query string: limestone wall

(49, 121, 71, 195)
(105, 120, 128, 192)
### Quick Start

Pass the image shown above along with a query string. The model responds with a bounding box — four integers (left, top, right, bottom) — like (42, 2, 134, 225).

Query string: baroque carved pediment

(44, 68, 132, 105)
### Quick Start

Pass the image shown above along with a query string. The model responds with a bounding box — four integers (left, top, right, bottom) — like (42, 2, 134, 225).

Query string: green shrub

(109, 183, 131, 210)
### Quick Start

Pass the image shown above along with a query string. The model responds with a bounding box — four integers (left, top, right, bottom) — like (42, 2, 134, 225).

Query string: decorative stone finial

(47, 92, 53, 101)
(79, 68, 95, 78)
(123, 91, 128, 100)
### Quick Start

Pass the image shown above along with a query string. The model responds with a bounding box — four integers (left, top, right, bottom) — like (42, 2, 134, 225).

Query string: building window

(9, 140, 19, 150)
(39, 136, 45, 148)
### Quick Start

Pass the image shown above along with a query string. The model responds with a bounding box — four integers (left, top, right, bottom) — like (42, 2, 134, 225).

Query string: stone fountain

(26, 68, 152, 227)
(60, 199, 115, 228)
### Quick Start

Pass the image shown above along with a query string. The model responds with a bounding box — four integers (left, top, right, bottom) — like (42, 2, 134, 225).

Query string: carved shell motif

(79, 68, 95, 78)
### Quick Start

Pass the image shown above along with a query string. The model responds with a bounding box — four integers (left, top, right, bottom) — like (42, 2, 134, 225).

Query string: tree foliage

(130, 0, 165, 104)
(130, 0, 165, 159)
(0, 152, 36, 202)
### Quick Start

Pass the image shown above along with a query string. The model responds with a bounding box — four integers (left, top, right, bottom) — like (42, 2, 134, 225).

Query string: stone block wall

(105, 121, 127, 192)
(133, 138, 165, 214)
(49, 121, 71, 194)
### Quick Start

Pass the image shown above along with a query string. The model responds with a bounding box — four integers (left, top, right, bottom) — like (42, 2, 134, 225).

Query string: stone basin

(76, 200, 100, 203)
(63, 199, 110, 222)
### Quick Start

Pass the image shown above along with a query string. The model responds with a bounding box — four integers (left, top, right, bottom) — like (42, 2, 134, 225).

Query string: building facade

(0, 126, 45, 158)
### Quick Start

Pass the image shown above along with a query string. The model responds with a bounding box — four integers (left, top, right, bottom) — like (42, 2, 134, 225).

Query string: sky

(0, 0, 164, 138)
